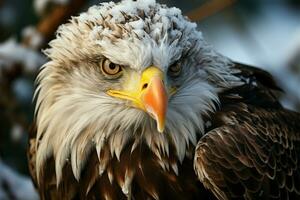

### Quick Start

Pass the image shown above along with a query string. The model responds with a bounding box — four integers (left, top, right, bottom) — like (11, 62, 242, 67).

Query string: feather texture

(27, 0, 300, 199)
(194, 63, 300, 200)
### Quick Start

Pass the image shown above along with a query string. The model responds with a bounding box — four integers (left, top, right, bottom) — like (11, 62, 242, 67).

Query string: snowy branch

(0, 38, 45, 74)
(34, 0, 71, 15)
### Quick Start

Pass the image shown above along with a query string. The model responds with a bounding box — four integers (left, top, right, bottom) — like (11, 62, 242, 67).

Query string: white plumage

(31, 1, 246, 199)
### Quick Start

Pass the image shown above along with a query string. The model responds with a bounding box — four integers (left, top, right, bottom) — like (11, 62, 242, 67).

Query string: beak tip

(157, 124, 165, 133)
(146, 106, 166, 133)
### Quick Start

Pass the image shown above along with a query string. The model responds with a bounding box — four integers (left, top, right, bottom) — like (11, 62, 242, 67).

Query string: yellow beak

(107, 66, 167, 133)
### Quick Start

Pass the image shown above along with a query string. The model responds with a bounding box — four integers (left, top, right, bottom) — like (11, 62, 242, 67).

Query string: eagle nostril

(142, 83, 148, 90)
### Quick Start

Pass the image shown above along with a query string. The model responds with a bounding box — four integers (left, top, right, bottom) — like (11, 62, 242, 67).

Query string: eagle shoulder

(194, 63, 300, 199)
(194, 105, 300, 199)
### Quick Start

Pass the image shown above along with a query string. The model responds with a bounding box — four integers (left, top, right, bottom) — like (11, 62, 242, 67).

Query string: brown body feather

(28, 138, 214, 199)
(195, 63, 300, 200)
(28, 63, 300, 199)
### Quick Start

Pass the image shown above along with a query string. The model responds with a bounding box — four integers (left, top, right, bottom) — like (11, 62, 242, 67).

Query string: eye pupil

(109, 63, 116, 70)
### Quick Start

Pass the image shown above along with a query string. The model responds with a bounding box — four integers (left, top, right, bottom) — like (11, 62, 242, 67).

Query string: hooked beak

(107, 66, 168, 133)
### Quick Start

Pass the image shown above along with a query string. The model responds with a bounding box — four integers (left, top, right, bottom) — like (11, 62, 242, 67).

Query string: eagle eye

(100, 59, 123, 78)
(168, 62, 182, 77)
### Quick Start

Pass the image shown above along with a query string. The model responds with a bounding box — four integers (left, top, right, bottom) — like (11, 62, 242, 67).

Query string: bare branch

(187, 0, 236, 22)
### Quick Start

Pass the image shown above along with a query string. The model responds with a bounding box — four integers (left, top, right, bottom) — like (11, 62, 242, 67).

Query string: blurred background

(0, 0, 299, 199)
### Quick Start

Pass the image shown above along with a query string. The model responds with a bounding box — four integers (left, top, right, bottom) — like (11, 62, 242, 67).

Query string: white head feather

(34, 0, 240, 184)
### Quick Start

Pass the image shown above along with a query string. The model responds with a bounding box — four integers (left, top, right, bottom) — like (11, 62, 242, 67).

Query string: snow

(13, 78, 34, 104)
(0, 38, 45, 73)
(79, 0, 181, 26)
(128, 19, 145, 30)
(0, 159, 39, 200)
(100, 0, 156, 21)
(81, 0, 199, 46)
(10, 123, 24, 142)
(34, 0, 71, 15)
(22, 26, 45, 49)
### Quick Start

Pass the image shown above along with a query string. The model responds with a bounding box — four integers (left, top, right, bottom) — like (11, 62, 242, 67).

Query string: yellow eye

(168, 62, 182, 77)
(101, 59, 122, 78)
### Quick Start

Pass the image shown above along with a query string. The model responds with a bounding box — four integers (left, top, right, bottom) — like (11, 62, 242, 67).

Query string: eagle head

(34, 0, 239, 183)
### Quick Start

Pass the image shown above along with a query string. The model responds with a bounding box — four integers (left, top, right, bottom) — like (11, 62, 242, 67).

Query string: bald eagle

(27, 0, 300, 199)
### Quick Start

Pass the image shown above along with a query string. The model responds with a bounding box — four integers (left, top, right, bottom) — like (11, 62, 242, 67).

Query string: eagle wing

(194, 63, 300, 200)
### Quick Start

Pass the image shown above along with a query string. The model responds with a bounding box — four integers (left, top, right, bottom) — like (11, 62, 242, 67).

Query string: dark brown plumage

(194, 63, 300, 200)
(28, 128, 214, 200)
